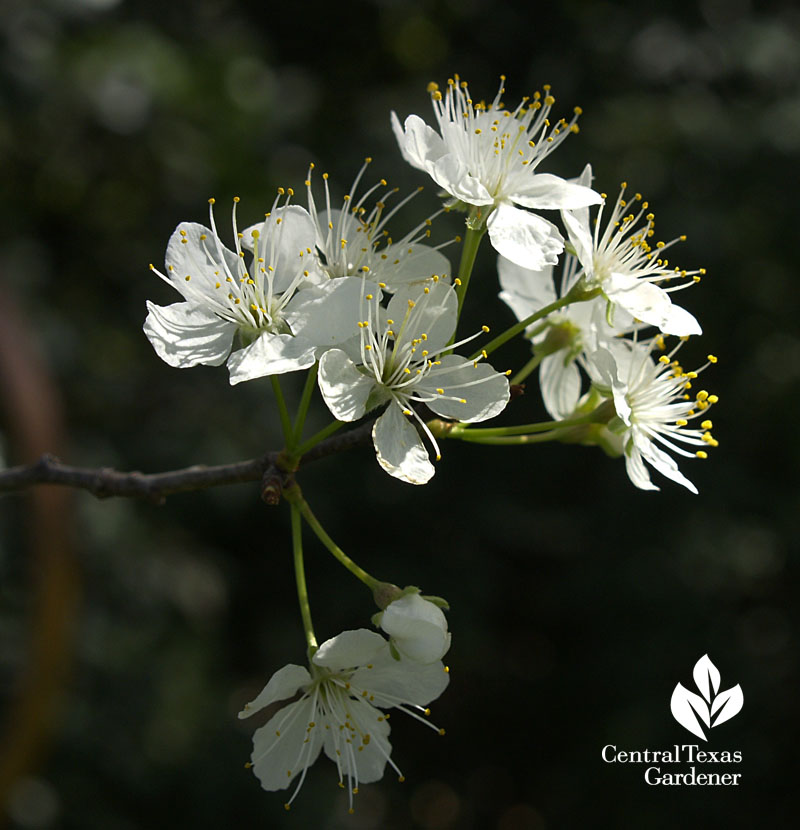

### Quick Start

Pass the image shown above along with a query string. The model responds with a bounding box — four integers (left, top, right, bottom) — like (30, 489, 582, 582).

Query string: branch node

(260, 466, 284, 506)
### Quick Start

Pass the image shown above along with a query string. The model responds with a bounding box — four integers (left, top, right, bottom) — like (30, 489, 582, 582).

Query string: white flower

(497, 253, 639, 420)
(586, 339, 719, 493)
(379, 593, 451, 664)
(391, 75, 602, 270)
(305, 159, 452, 291)
(144, 195, 365, 384)
(238, 629, 449, 812)
(317, 280, 510, 484)
(562, 165, 703, 337)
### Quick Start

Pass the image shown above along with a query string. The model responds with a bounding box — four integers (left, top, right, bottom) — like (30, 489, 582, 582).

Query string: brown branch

(0, 420, 377, 504)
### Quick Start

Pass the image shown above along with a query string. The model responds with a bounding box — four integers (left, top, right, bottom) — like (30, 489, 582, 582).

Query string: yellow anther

(408, 299, 415, 308)
(696, 390, 709, 402)
(365, 294, 373, 300)
(707, 354, 718, 363)
(436, 388, 444, 395)
(453, 278, 462, 286)
(708, 394, 719, 404)
(696, 450, 708, 459)
(482, 325, 490, 333)
(233, 196, 240, 203)
(659, 355, 670, 364)
(676, 419, 688, 427)
(701, 419, 713, 430)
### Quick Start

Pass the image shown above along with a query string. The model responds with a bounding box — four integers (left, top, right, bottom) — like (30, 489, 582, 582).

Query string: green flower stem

(444, 412, 599, 439)
(471, 296, 571, 360)
(292, 362, 319, 445)
(448, 430, 563, 446)
(293, 419, 345, 458)
(472, 282, 601, 361)
(510, 353, 544, 386)
(290, 502, 317, 651)
(288, 489, 379, 591)
(454, 208, 487, 321)
(270, 376, 295, 450)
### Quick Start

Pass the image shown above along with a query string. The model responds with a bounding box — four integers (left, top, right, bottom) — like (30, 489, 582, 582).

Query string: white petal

(584, 347, 618, 389)
(312, 629, 388, 671)
(143, 301, 235, 368)
(226, 332, 316, 384)
(250, 696, 323, 791)
(246, 206, 318, 295)
(497, 255, 557, 316)
(421, 354, 509, 422)
(395, 113, 447, 171)
(317, 349, 374, 422)
(238, 664, 311, 719)
(373, 404, 435, 485)
(487, 203, 564, 270)
(165, 222, 240, 294)
(562, 212, 594, 276)
(321, 696, 391, 784)
(380, 594, 450, 664)
(539, 353, 582, 420)
(659, 303, 703, 337)
(604, 273, 673, 331)
(386, 281, 457, 355)
(637, 433, 698, 494)
(510, 173, 603, 210)
(391, 111, 422, 169)
(284, 276, 364, 348)
(624, 442, 659, 491)
(351, 651, 450, 708)
(430, 152, 493, 205)
(376, 244, 452, 291)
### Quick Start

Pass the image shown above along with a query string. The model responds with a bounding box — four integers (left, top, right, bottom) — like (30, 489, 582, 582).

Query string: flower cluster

(142, 72, 720, 811)
(239, 594, 450, 811)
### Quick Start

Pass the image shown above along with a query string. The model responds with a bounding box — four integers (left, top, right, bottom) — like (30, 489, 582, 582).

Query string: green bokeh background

(1, 0, 797, 827)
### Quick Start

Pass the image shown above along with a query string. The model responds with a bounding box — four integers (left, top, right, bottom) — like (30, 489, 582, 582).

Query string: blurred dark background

(1, 0, 797, 827)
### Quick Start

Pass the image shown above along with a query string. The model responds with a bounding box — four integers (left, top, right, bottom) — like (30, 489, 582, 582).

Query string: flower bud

(379, 592, 451, 663)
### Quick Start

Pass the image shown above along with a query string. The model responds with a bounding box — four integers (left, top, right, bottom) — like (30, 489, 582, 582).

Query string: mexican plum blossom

(379, 592, 451, 663)
(238, 629, 449, 811)
(586, 338, 719, 493)
(145, 195, 364, 384)
(391, 75, 602, 270)
(562, 165, 703, 337)
(317, 280, 510, 484)
(497, 253, 638, 420)
(306, 159, 452, 291)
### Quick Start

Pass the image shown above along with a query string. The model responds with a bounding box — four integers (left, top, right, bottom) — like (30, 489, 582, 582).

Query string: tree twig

(0, 420, 377, 504)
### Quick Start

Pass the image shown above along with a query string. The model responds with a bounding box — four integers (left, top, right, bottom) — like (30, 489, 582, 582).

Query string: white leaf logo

(670, 654, 743, 740)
